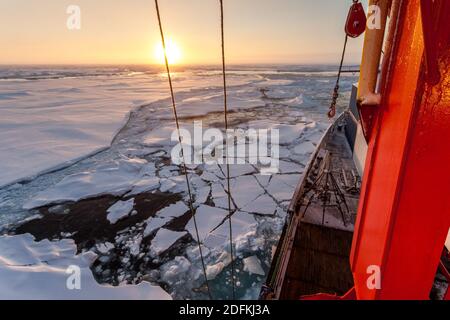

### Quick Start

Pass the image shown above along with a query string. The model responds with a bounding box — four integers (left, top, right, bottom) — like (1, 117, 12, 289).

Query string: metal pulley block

(345, 1, 367, 38)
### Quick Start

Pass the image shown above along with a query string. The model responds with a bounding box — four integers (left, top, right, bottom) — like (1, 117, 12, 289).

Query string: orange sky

(0, 0, 367, 65)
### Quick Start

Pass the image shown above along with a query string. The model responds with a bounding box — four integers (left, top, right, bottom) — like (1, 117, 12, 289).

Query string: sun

(154, 38, 182, 65)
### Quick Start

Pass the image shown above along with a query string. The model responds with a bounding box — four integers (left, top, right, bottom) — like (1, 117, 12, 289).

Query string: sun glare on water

(155, 39, 182, 65)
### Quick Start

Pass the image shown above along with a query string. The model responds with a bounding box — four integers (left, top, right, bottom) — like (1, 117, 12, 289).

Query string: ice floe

(293, 141, 316, 155)
(229, 176, 266, 209)
(0, 65, 358, 299)
(158, 201, 190, 219)
(185, 205, 229, 244)
(211, 211, 257, 241)
(0, 234, 171, 300)
(24, 157, 146, 209)
(243, 256, 265, 276)
(265, 174, 301, 202)
(144, 217, 170, 238)
(127, 177, 160, 196)
(150, 228, 188, 256)
(96, 242, 115, 254)
(107, 198, 135, 224)
(242, 194, 278, 216)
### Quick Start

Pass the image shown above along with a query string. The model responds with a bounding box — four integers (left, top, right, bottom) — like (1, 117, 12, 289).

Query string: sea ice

(206, 262, 225, 280)
(220, 164, 256, 178)
(96, 242, 115, 254)
(160, 256, 203, 290)
(293, 141, 316, 155)
(265, 174, 300, 202)
(159, 179, 177, 192)
(242, 194, 278, 216)
(0, 234, 171, 300)
(127, 176, 160, 196)
(157, 201, 189, 219)
(278, 160, 304, 174)
(143, 217, 170, 238)
(142, 124, 177, 147)
(150, 228, 188, 255)
(106, 198, 135, 224)
(229, 176, 265, 209)
(24, 157, 146, 209)
(200, 171, 220, 182)
(243, 256, 265, 276)
(254, 174, 271, 188)
(210, 211, 257, 241)
(185, 205, 229, 244)
(246, 121, 306, 145)
(195, 186, 211, 206)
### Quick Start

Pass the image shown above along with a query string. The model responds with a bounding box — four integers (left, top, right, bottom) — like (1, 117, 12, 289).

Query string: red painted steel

(350, 0, 450, 299)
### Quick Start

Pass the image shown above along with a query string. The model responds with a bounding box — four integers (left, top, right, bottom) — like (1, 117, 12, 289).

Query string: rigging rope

(328, 0, 365, 118)
(154, 0, 212, 300)
(328, 34, 348, 118)
(219, 0, 236, 300)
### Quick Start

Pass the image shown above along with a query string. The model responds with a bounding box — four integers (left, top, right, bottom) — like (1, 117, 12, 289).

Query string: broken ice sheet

(209, 211, 257, 242)
(158, 201, 189, 219)
(142, 124, 177, 146)
(159, 179, 177, 192)
(194, 186, 211, 206)
(0, 234, 171, 300)
(106, 198, 135, 224)
(243, 255, 265, 276)
(206, 262, 225, 280)
(278, 160, 303, 174)
(200, 171, 220, 183)
(143, 202, 190, 238)
(246, 120, 306, 145)
(185, 205, 229, 243)
(254, 174, 271, 188)
(211, 182, 237, 210)
(219, 164, 256, 178)
(229, 175, 265, 209)
(96, 242, 115, 254)
(143, 217, 169, 238)
(266, 174, 300, 202)
(23, 157, 146, 209)
(127, 176, 160, 196)
(293, 140, 316, 155)
(150, 228, 187, 256)
(242, 194, 278, 216)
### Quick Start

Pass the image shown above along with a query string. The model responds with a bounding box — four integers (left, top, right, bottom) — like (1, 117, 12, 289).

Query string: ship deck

(267, 114, 362, 299)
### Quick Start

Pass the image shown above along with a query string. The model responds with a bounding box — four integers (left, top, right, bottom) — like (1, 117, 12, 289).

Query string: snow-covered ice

(107, 198, 135, 224)
(0, 67, 265, 188)
(144, 217, 170, 238)
(242, 194, 278, 216)
(158, 201, 189, 219)
(0, 234, 171, 300)
(150, 228, 188, 255)
(211, 211, 257, 241)
(243, 256, 265, 276)
(24, 157, 146, 209)
(229, 176, 266, 209)
(0, 65, 357, 299)
(185, 205, 229, 244)
(96, 242, 115, 254)
(127, 176, 160, 196)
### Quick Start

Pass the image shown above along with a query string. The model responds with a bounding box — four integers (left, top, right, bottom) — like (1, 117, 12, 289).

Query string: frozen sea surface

(0, 65, 357, 299)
